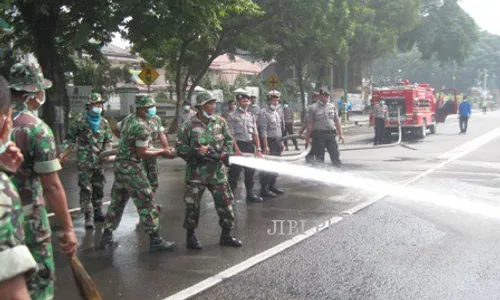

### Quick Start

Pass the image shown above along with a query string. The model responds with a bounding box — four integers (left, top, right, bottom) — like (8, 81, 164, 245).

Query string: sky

(110, 0, 500, 49)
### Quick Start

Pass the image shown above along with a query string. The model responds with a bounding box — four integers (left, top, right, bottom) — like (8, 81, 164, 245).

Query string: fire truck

(370, 82, 457, 141)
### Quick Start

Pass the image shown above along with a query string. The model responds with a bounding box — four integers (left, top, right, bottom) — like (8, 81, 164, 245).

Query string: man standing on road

(177, 100, 196, 130)
(176, 91, 242, 250)
(300, 91, 319, 164)
(282, 101, 299, 151)
(100, 96, 175, 253)
(221, 100, 236, 119)
(0, 76, 38, 300)
(306, 88, 345, 167)
(9, 62, 77, 299)
(248, 95, 260, 117)
(258, 90, 285, 198)
(226, 91, 263, 203)
(60, 93, 113, 229)
(459, 96, 472, 134)
(372, 99, 388, 145)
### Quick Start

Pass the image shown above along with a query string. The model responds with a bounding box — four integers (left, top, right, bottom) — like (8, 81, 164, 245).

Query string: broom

(69, 255, 103, 300)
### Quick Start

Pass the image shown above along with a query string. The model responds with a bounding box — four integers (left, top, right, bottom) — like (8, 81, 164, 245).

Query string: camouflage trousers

(104, 162, 160, 234)
(78, 166, 105, 214)
(143, 158, 159, 193)
(183, 182, 235, 230)
(23, 203, 55, 300)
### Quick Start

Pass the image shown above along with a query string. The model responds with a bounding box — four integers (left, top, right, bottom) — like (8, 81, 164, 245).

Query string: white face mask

(202, 110, 213, 120)
(269, 104, 277, 111)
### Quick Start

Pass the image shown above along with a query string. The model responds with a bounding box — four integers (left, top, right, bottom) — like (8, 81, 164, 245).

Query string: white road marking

(162, 125, 500, 300)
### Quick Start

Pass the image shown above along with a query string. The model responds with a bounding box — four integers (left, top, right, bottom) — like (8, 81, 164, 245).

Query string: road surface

(51, 111, 500, 300)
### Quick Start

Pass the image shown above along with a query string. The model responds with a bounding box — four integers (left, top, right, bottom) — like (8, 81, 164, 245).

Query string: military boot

(261, 186, 276, 198)
(84, 213, 94, 229)
(93, 207, 105, 222)
(220, 229, 242, 247)
(269, 185, 284, 195)
(246, 192, 263, 203)
(186, 230, 202, 250)
(149, 232, 175, 253)
(100, 229, 117, 249)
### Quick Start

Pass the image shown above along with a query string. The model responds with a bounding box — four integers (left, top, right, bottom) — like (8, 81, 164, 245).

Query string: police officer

(306, 88, 345, 167)
(221, 100, 236, 119)
(372, 99, 388, 145)
(176, 91, 241, 250)
(248, 95, 260, 116)
(282, 101, 299, 151)
(258, 90, 285, 198)
(101, 96, 175, 253)
(227, 91, 263, 203)
(60, 92, 113, 229)
(9, 62, 77, 299)
(300, 91, 320, 163)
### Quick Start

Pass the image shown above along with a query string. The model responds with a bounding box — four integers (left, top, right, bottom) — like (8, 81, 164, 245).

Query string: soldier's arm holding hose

(134, 124, 169, 159)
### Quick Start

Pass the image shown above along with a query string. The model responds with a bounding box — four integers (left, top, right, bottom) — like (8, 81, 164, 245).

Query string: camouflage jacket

(115, 114, 152, 170)
(61, 112, 113, 169)
(176, 114, 233, 184)
(10, 102, 62, 207)
(118, 114, 163, 148)
(0, 171, 37, 282)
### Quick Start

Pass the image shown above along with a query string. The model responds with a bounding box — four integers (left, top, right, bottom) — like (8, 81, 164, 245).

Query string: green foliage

(71, 58, 132, 95)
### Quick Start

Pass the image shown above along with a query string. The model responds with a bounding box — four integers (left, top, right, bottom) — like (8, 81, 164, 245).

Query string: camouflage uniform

(117, 114, 164, 192)
(176, 92, 241, 249)
(104, 97, 163, 234)
(61, 93, 112, 218)
(0, 172, 38, 286)
(9, 63, 59, 300)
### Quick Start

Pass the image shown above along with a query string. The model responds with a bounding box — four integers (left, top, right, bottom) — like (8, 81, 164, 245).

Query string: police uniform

(226, 92, 263, 203)
(282, 101, 298, 150)
(176, 91, 242, 250)
(304, 92, 320, 163)
(372, 102, 388, 145)
(258, 90, 284, 197)
(307, 89, 341, 166)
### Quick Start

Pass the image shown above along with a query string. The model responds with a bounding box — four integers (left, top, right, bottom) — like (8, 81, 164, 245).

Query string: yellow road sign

(138, 65, 159, 86)
(267, 74, 280, 89)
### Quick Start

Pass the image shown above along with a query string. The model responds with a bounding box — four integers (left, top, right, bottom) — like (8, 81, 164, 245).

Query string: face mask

(0, 128, 12, 155)
(284, 104, 289, 108)
(238, 106, 247, 112)
(91, 107, 102, 115)
(202, 110, 214, 120)
(269, 104, 277, 111)
(146, 107, 157, 118)
(36, 91, 46, 105)
(183, 106, 190, 112)
(380, 101, 385, 105)
(252, 103, 257, 107)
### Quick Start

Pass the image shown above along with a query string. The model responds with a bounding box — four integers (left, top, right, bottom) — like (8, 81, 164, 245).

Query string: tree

(122, 0, 262, 132)
(398, 0, 479, 65)
(3, 0, 123, 141)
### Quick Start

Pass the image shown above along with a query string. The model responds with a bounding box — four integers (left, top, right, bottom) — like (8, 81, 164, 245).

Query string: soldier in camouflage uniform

(0, 75, 38, 299)
(60, 93, 113, 229)
(9, 63, 77, 300)
(101, 96, 175, 253)
(176, 91, 242, 250)
(115, 109, 171, 195)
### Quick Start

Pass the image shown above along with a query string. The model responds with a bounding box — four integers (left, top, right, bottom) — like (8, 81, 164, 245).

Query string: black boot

(93, 208, 105, 222)
(85, 213, 95, 229)
(149, 232, 175, 253)
(261, 186, 276, 198)
(270, 186, 284, 194)
(100, 229, 117, 249)
(220, 229, 242, 247)
(246, 193, 263, 203)
(186, 230, 202, 250)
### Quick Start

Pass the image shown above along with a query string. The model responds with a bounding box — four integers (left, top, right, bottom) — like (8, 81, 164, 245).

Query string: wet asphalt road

(51, 111, 500, 300)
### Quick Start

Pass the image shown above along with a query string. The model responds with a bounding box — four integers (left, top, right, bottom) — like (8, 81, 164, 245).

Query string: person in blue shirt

(458, 96, 472, 134)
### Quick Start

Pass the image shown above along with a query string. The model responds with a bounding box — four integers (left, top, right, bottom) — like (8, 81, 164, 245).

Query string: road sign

(267, 74, 280, 89)
(138, 65, 159, 86)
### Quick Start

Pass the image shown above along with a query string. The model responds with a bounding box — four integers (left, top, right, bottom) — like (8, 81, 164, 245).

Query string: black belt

(314, 129, 336, 133)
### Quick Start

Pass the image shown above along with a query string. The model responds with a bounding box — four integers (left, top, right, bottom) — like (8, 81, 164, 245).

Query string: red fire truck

(370, 82, 457, 140)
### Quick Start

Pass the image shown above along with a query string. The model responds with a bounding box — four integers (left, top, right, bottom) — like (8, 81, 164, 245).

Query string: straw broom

(69, 255, 103, 300)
